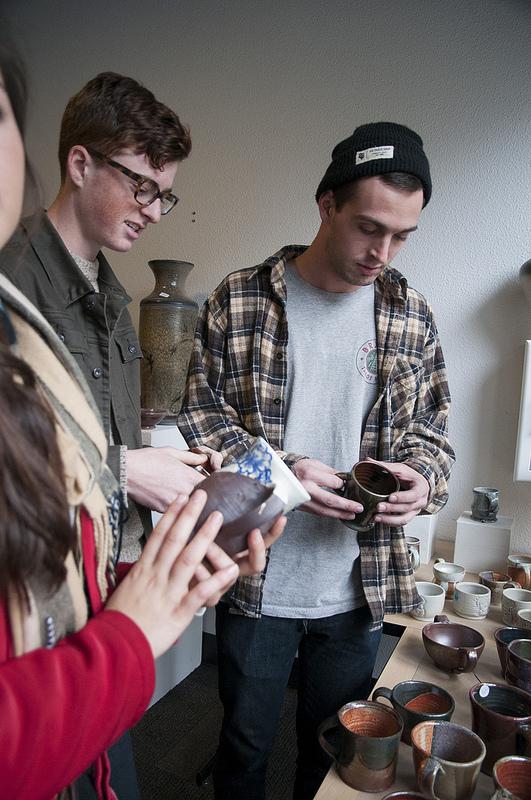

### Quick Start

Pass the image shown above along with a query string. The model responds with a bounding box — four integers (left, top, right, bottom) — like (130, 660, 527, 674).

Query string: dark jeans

(213, 604, 382, 800)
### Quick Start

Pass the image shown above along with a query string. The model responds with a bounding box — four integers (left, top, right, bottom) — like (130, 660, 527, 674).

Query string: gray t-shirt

(261, 262, 378, 618)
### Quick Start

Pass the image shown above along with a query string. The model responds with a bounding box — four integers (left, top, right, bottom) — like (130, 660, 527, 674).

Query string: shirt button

(58, 333, 65, 342)
(92, 367, 103, 379)
(128, 344, 137, 354)
(273, 397, 281, 405)
(276, 352, 283, 360)
(85, 299, 96, 310)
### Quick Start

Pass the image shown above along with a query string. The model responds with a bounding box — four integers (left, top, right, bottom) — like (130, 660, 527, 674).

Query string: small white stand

(404, 514, 438, 564)
(453, 512, 513, 573)
(142, 423, 203, 706)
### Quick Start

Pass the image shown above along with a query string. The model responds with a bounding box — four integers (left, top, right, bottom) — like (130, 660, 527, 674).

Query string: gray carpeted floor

(132, 658, 298, 800)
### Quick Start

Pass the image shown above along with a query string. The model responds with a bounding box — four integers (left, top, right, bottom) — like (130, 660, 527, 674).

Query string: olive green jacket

(0, 210, 151, 534)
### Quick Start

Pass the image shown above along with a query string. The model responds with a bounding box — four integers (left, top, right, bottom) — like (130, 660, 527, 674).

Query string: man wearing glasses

(0, 72, 205, 798)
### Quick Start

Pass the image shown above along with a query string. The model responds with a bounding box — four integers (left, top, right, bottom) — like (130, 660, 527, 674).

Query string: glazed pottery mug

(335, 461, 400, 532)
(372, 680, 455, 745)
(411, 720, 486, 800)
(517, 610, 531, 630)
(452, 582, 491, 620)
(422, 615, 485, 673)
(508, 555, 531, 591)
(492, 755, 531, 800)
(502, 587, 531, 627)
(432, 560, 466, 600)
(506, 639, 531, 693)
(471, 486, 499, 522)
(478, 571, 519, 606)
(318, 700, 403, 792)
(494, 627, 531, 677)
(410, 582, 446, 621)
(406, 536, 421, 572)
(469, 682, 531, 775)
(220, 436, 310, 513)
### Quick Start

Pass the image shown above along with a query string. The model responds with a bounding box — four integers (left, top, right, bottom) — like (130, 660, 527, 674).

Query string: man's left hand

(369, 459, 430, 526)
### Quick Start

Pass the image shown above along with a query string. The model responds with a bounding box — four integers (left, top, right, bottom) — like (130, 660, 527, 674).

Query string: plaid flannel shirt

(179, 246, 454, 625)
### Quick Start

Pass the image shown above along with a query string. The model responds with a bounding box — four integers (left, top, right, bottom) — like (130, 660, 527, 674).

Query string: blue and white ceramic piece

(233, 438, 274, 484)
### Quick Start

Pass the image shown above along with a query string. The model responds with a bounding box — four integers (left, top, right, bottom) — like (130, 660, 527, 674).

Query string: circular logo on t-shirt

(356, 339, 378, 383)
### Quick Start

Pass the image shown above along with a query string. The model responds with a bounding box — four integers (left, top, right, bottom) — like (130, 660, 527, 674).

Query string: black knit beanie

(315, 122, 432, 207)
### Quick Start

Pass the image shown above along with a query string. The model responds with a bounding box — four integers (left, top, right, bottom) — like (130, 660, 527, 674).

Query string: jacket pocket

(389, 362, 424, 429)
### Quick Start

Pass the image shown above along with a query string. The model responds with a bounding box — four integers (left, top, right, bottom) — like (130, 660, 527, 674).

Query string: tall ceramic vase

(139, 259, 198, 423)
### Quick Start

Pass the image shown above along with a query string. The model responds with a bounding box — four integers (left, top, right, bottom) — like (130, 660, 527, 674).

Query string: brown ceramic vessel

(494, 627, 531, 677)
(190, 471, 284, 556)
(469, 682, 531, 775)
(372, 680, 455, 745)
(506, 639, 531, 693)
(493, 755, 531, 800)
(422, 615, 485, 673)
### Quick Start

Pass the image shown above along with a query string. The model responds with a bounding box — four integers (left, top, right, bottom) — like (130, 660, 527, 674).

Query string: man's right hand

(126, 446, 212, 512)
(291, 458, 363, 520)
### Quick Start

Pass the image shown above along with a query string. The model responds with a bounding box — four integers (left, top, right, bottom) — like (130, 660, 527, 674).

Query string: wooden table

(314, 546, 505, 800)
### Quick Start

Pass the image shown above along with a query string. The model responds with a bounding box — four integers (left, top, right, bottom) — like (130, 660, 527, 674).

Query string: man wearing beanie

(179, 122, 454, 800)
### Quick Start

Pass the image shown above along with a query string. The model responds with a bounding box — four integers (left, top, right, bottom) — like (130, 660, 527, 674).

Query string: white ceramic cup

(221, 436, 310, 513)
(433, 559, 466, 599)
(516, 610, 531, 630)
(452, 582, 491, 620)
(410, 581, 446, 621)
(502, 587, 531, 627)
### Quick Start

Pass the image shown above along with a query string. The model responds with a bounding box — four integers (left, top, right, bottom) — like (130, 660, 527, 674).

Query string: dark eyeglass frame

(86, 147, 179, 215)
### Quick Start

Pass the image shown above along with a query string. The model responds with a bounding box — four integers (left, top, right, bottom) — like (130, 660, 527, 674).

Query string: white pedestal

(453, 512, 513, 573)
(141, 423, 203, 704)
(404, 514, 438, 564)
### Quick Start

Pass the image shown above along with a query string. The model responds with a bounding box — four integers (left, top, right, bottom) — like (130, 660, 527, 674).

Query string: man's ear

(66, 145, 91, 188)
(317, 190, 335, 223)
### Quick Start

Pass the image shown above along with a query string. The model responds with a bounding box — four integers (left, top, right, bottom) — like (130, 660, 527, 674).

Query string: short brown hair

(332, 172, 423, 211)
(58, 72, 191, 182)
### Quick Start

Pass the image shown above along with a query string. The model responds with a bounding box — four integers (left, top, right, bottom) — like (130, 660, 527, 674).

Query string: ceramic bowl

(422, 615, 485, 673)
(190, 471, 284, 556)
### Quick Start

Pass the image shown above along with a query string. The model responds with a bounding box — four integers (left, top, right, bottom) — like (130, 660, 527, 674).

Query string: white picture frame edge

(514, 340, 531, 482)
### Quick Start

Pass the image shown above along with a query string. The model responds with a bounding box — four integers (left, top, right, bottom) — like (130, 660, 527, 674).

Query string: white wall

(5, 0, 531, 547)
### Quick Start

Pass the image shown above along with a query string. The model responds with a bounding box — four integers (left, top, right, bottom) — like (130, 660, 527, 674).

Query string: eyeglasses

(87, 148, 179, 215)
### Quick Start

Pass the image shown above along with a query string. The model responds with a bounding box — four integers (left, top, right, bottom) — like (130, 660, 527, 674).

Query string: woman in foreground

(0, 36, 285, 799)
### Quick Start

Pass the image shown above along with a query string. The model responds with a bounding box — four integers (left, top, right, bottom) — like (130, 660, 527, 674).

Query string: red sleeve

(0, 609, 155, 799)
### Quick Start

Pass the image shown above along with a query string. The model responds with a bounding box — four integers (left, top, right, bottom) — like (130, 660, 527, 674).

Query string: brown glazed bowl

(422, 615, 485, 673)
(495, 627, 531, 677)
(190, 471, 284, 557)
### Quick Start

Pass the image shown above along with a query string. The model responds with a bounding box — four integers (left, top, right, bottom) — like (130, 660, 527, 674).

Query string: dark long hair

(0, 31, 75, 604)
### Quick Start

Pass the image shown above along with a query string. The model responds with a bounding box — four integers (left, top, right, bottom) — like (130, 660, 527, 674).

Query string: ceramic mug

(471, 486, 499, 522)
(432, 559, 466, 600)
(318, 700, 403, 792)
(478, 571, 519, 606)
(492, 755, 531, 800)
(469, 682, 531, 775)
(494, 627, 531, 678)
(410, 582, 446, 621)
(517, 610, 531, 630)
(220, 436, 310, 513)
(335, 461, 400, 532)
(411, 720, 486, 800)
(508, 555, 531, 591)
(422, 616, 485, 673)
(372, 680, 454, 745)
(452, 582, 491, 620)
(406, 536, 421, 572)
(502, 587, 531, 627)
(506, 639, 531, 693)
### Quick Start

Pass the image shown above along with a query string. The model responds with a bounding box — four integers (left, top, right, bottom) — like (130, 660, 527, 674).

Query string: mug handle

(408, 547, 421, 571)
(504, 580, 521, 591)
(434, 557, 446, 564)
(417, 755, 442, 799)
(516, 722, 531, 756)
(372, 686, 393, 704)
(317, 714, 341, 760)
(456, 647, 478, 672)
(333, 472, 349, 497)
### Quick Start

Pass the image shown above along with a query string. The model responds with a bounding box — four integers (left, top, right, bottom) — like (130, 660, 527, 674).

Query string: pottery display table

(314, 547, 505, 800)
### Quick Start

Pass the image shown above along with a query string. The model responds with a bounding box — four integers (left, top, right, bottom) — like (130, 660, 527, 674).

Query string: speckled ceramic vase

(139, 259, 198, 422)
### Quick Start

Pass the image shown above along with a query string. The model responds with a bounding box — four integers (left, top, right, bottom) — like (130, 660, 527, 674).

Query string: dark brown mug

(372, 680, 455, 745)
(506, 639, 531, 693)
(335, 461, 400, 532)
(494, 627, 531, 678)
(469, 682, 531, 775)
(318, 700, 403, 792)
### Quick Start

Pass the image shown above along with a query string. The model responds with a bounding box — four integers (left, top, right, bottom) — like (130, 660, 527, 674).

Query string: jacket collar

(21, 210, 132, 308)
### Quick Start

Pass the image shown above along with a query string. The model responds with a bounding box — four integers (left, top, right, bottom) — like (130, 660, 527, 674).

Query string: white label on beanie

(356, 146, 394, 165)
